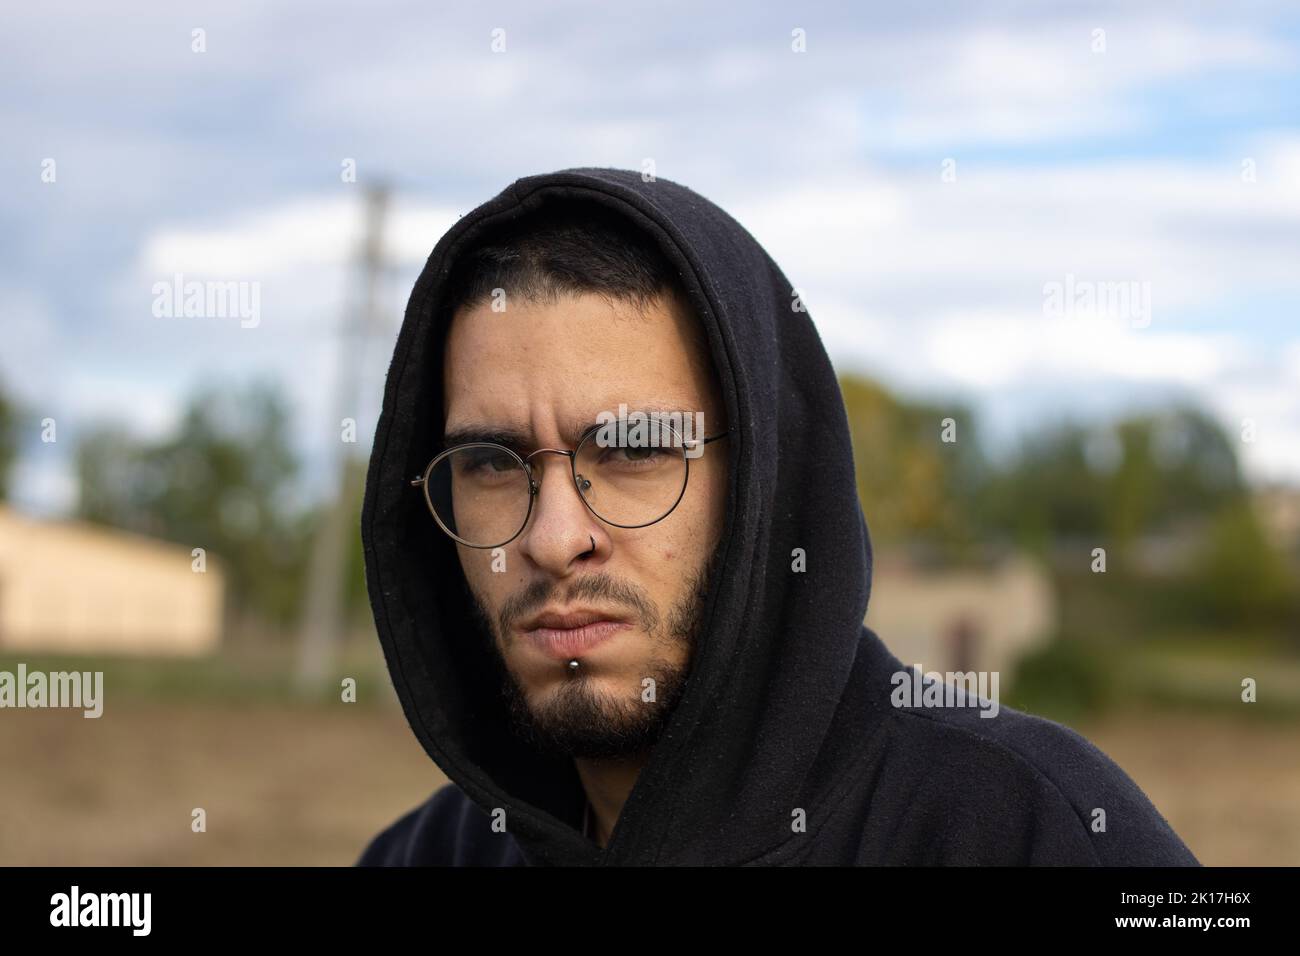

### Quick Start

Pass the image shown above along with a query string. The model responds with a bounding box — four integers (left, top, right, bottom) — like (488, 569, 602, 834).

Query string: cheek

(704, 466, 728, 537)
(678, 463, 727, 544)
(459, 550, 518, 609)
(651, 510, 708, 573)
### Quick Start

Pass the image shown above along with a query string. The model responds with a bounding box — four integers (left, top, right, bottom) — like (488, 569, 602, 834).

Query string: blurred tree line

(0, 374, 17, 502)
(0, 370, 1293, 648)
(70, 380, 369, 641)
(840, 372, 1299, 646)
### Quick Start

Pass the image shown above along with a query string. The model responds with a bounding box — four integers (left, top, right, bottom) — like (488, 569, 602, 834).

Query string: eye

(600, 444, 672, 469)
(460, 448, 517, 474)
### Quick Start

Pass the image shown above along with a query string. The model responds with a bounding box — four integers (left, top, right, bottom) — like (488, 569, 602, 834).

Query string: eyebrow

(442, 404, 703, 451)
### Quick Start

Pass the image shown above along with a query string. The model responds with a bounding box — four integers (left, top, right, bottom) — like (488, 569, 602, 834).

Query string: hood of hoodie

(361, 167, 873, 866)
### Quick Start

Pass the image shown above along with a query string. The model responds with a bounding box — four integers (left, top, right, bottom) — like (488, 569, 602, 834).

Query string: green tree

(75, 379, 312, 628)
(0, 374, 19, 501)
(1189, 500, 1297, 628)
(839, 373, 984, 559)
(980, 406, 1245, 561)
(1106, 408, 1244, 553)
(979, 422, 1104, 551)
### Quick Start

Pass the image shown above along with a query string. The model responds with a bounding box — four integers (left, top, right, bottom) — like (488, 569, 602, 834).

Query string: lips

(518, 607, 633, 660)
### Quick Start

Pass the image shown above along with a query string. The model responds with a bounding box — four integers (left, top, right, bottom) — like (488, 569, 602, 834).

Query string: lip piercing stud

(567, 659, 581, 674)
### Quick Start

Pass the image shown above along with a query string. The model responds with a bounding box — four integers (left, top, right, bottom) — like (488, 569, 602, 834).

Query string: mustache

(498, 572, 661, 639)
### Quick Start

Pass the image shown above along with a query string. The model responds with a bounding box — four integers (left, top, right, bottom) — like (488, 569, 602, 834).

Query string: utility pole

(295, 183, 390, 690)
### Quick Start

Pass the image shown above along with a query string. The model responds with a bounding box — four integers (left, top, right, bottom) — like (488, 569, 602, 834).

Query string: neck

(575, 750, 649, 848)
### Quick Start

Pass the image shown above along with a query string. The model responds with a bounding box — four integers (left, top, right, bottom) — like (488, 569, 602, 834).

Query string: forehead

(442, 291, 717, 437)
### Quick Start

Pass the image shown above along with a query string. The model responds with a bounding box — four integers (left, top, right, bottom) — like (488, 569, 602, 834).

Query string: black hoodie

(355, 167, 1199, 867)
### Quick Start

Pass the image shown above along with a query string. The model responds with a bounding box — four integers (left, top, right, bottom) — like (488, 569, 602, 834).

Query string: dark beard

(467, 548, 719, 760)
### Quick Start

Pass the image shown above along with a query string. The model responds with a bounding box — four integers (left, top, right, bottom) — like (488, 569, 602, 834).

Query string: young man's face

(442, 290, 728, 760)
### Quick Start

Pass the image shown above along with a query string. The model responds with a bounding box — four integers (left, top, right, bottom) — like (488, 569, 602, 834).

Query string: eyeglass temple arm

(684, 430, 730, 451)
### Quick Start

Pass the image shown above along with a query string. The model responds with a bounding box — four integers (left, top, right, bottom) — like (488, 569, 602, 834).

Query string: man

(356, 167, 1198, 866)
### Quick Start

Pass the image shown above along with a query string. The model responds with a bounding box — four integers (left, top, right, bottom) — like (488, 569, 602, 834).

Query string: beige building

(866, 553, 1056, 684)
(1254, 485, 1300, 554)
(0, 505, 224, 656)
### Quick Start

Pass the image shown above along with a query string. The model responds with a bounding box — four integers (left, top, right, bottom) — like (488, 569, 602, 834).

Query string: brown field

(0, 700, 1295, 866)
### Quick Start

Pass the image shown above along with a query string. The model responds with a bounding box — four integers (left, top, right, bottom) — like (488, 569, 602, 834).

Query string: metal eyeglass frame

(410, 422, 729, 549)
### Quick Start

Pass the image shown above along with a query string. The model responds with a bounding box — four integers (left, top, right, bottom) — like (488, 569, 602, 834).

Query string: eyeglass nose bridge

(521, 447, 589, 496)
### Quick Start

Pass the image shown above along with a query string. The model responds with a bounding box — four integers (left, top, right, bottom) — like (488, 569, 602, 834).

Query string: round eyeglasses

(411, 422, 728, 548)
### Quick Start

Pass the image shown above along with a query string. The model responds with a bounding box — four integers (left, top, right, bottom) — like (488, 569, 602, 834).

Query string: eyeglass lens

(425, 432, 690, 547)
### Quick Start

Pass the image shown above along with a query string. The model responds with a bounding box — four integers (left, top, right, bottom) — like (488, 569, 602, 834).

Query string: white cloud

(723, 136, 1300, 482)
(919, 312, 1243, 389)
(118, 133, 1300, 486)
(140, 195, 460, 276)
(865, 19, 1294, 148)
(732, 137, 1300, 310)
(5, 0, 1300, 510)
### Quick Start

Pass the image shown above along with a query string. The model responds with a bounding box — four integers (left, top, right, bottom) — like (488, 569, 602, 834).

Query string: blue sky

(4, 0, 1299, 514)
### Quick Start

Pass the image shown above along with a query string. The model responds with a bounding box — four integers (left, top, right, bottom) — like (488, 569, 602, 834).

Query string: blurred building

(0, 505, 224, 656)
(1255, 485, 1300, 556)
(866, 554, 1055, 683)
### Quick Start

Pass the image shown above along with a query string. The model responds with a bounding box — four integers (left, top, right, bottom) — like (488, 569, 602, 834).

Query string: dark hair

(441, 199, 691, 319)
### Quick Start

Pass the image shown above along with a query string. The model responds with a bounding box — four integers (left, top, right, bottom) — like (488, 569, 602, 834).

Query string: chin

(512, 660, 634, 702)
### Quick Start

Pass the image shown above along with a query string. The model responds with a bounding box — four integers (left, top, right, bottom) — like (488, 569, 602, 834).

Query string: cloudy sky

(5, 0, 1299, 514)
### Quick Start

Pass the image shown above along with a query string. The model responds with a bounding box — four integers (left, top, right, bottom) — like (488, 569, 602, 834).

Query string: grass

(1006, 630, 1300, 722)
(0, 634, 396, 709)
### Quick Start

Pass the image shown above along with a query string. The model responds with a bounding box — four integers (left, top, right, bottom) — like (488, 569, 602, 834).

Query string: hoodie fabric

(356, 167, 1199, 867)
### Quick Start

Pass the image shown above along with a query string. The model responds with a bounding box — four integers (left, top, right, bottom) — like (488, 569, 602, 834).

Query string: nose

(515, 450, 605, 574)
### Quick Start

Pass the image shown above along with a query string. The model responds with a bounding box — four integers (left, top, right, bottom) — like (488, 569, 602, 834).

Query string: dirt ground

(0, 700, 441, 866)
(0, 700, 1294, 865)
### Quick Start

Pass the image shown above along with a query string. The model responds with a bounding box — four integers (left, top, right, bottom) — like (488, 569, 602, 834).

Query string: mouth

(517, 607, 634, 660)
